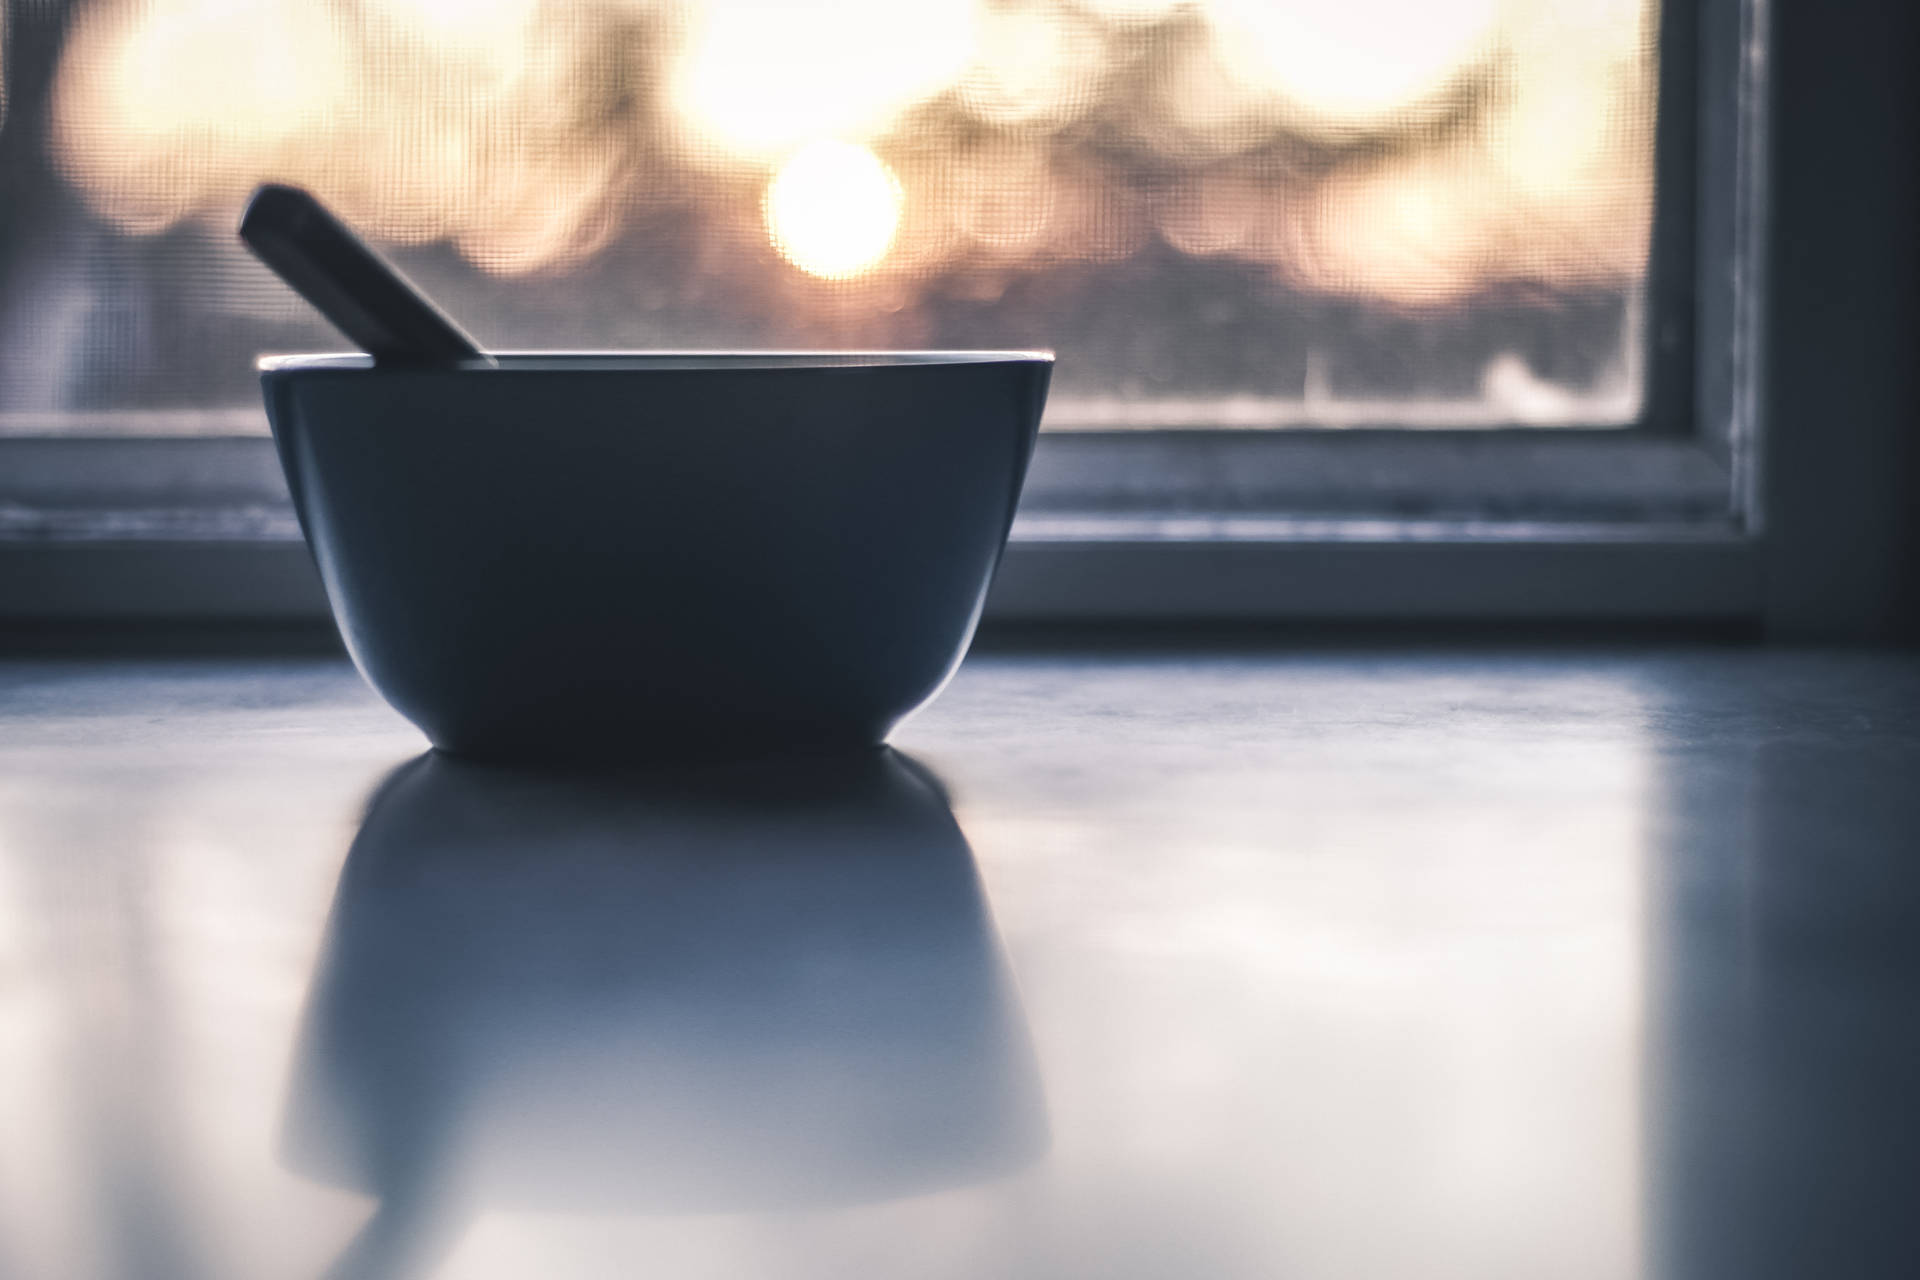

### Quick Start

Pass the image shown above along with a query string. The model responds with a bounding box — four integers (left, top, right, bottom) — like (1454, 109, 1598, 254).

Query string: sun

(765, 140, 903, 280)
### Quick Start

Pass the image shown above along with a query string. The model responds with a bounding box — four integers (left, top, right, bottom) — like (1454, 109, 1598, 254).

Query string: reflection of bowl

(261, 352, 1052, 761)
(282, 749, 1046, 1273)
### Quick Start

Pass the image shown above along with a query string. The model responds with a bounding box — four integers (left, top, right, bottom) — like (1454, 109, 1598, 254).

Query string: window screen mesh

(0, 0, 1658, 430)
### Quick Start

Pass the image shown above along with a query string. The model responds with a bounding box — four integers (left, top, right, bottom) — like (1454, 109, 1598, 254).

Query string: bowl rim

(258, 350, 1055, 373)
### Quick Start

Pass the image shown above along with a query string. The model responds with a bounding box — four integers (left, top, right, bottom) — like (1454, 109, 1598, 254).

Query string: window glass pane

(0, 0, 1658, 433)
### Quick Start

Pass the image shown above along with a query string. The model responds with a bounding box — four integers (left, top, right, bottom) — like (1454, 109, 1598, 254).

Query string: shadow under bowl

(262, 351, 1052, 761)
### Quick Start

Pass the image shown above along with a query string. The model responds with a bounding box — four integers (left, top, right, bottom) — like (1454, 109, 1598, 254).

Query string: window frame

(4, 0, 1911, 639)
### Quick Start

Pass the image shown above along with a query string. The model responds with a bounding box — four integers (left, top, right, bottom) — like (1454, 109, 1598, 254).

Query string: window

(9, 0, 1664, 428)
(0, 1, 1779, 623)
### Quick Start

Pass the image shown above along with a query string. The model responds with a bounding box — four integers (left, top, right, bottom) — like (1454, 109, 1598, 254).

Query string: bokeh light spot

(765, 141, 903, 280)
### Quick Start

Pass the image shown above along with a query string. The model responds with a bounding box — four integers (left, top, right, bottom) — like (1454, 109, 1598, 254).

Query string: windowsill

(1, 646, 1915, 1275)
(0, 524, 1762, 626)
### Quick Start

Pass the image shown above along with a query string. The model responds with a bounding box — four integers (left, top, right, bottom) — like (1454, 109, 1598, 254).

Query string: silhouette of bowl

(262, 351, 1052, 761)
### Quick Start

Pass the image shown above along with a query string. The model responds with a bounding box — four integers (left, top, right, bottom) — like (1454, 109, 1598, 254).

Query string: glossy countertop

(1, 647, 1915, 1280)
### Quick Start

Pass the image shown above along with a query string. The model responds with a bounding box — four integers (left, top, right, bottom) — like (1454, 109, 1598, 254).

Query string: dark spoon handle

(239, 183, 489, 366)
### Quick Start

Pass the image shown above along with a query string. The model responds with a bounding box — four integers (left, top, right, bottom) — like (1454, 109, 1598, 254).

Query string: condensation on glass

(0, 0, 1658, 432)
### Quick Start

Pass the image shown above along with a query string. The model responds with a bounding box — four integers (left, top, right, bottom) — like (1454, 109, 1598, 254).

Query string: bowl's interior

(259, 351, 1053, 373)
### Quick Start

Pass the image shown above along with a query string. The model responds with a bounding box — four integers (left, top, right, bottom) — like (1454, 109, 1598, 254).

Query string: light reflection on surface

(18, 655, 1916, 1277)
(0, 819, 94, 1280)
(287, 749, 1046, 1278)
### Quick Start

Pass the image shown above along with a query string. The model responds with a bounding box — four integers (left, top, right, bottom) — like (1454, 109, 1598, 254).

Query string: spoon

(239, 183, 494, 367)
